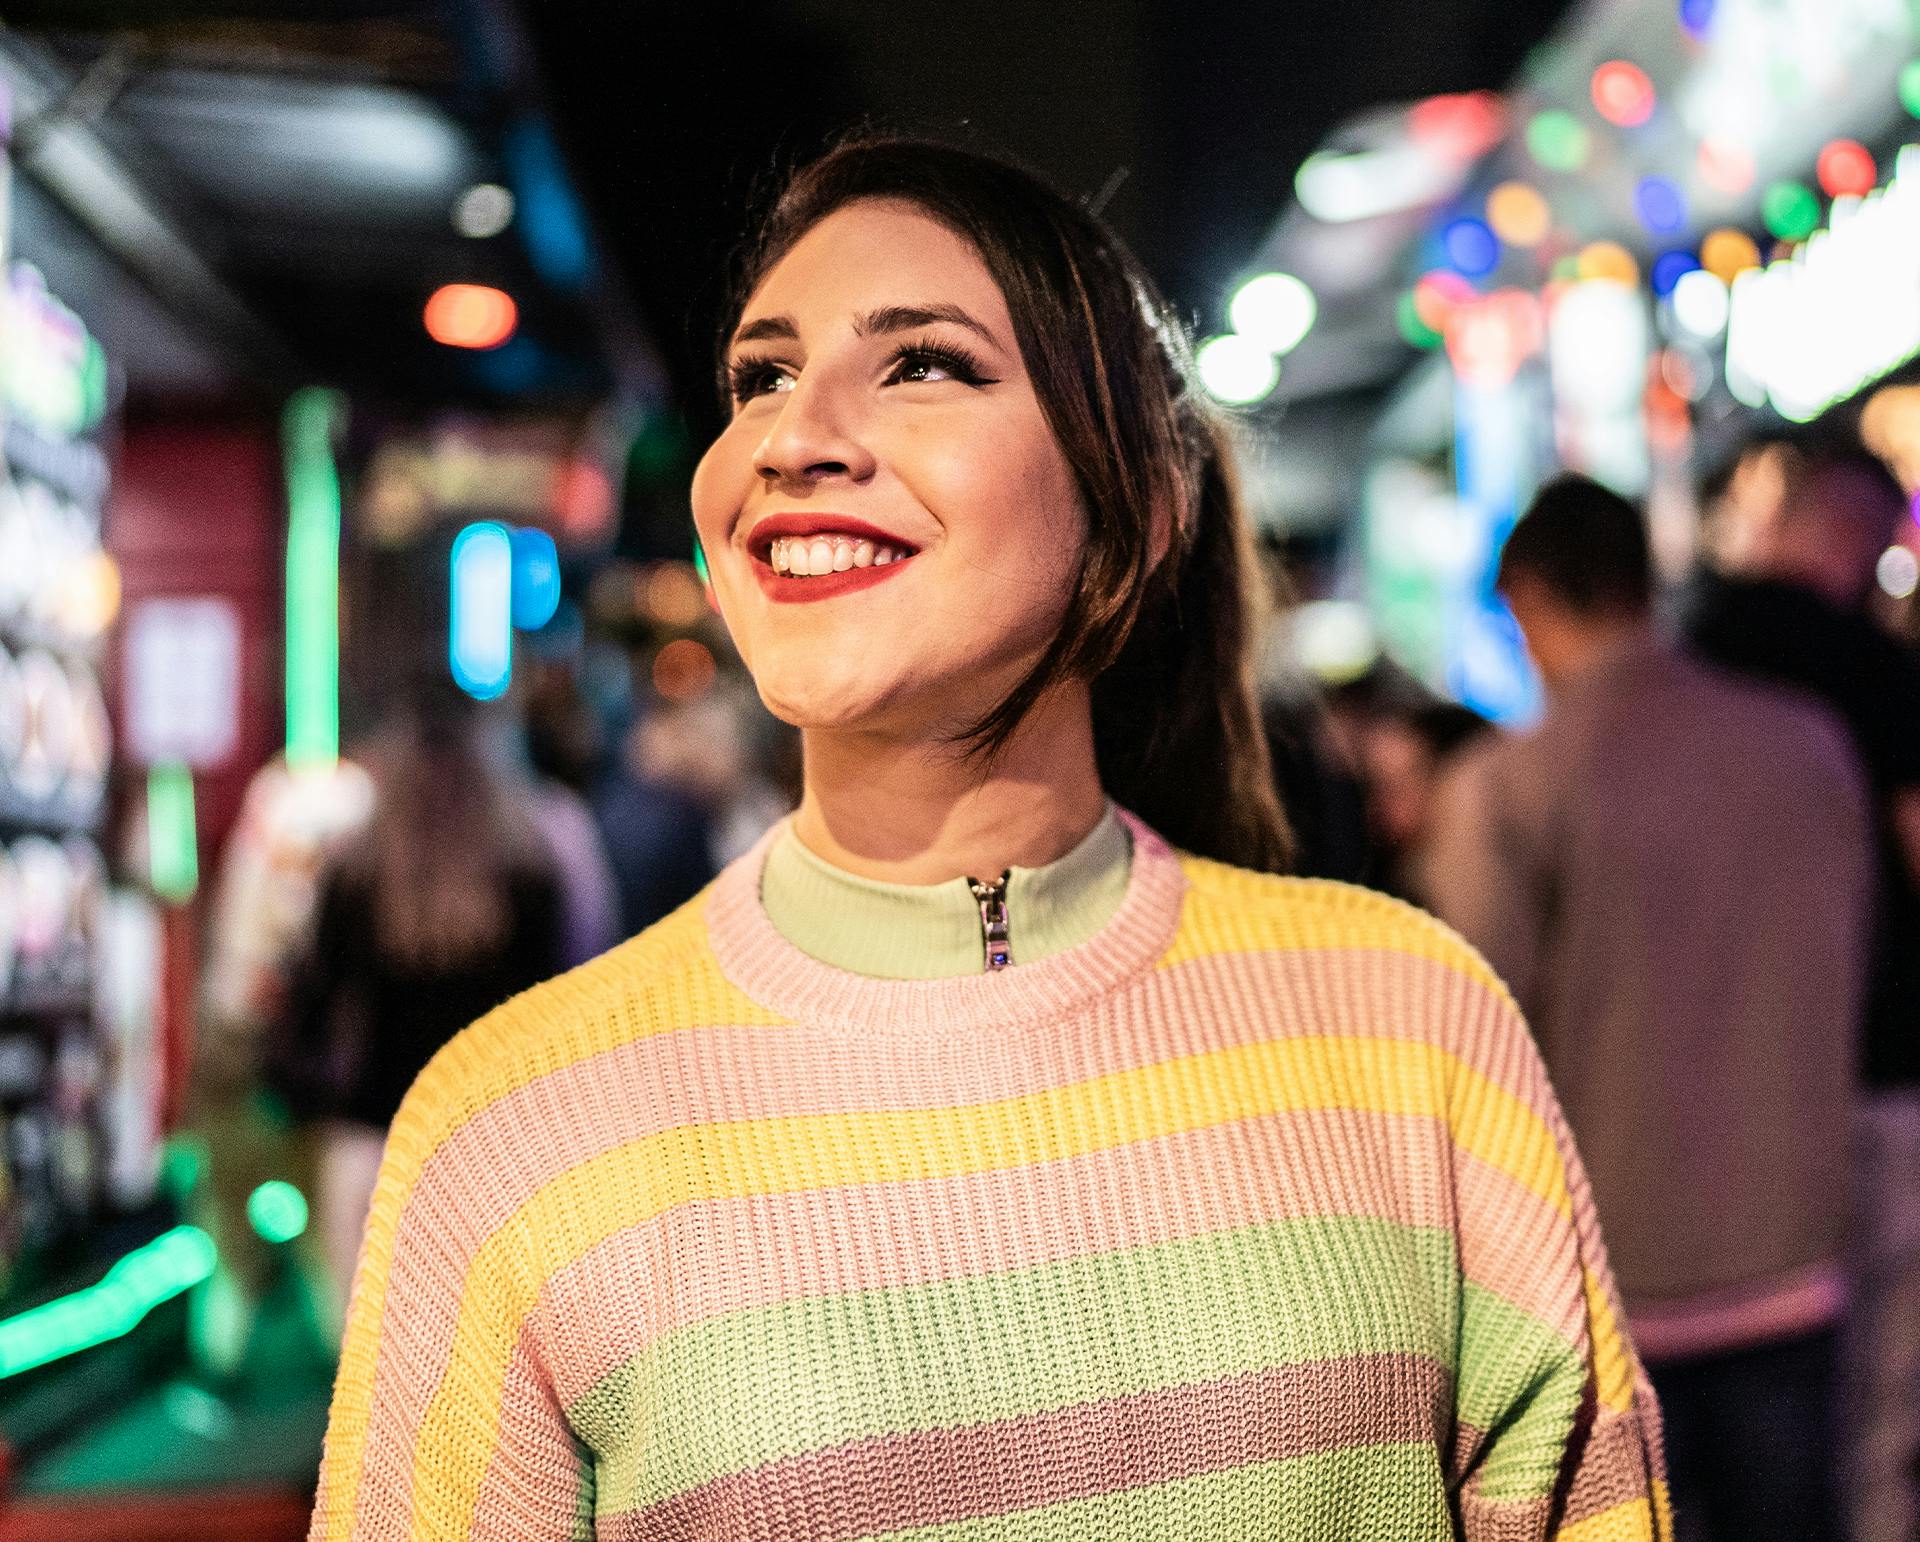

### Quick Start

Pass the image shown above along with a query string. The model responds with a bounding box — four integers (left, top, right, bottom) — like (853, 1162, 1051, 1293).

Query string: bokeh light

(1678, 0, 1715, 37)
(1635, 176, 1687, 234)
(1441, 217, 1500, 277)
(639, 561, 709, 627)
(1396, 291, 1443, 349)
(1761, 181, 1822, 241)
(449, 521, 513, 700)
(1700, 227, 1762, 282)
(1412, 270, 1474, 331)
(1486, 182, 1551, 247)
(1815, 140, 1877, 199)
(453, 183, 515, 239)
(1902, 60, 1920, 119)
(1697, 138, 1755, 195)
(1195, 334, 1279, 404)
(1406, 92, 1507, 155)
(246, 1181, 309, 1244)
(1591, 61, 1656, 127)
(1228, 272, 1317, 356)
(508, 526, 561, 631)
(1526, 110, 1591, 172)
(1577, 241, 1639, 285)
(1671, 268, 1731, 336)
(652, 638, 716, 702)
(424, 283, 518, 349)
(1651, 250, 1700, 297)
(1878, 545, 1918, 599)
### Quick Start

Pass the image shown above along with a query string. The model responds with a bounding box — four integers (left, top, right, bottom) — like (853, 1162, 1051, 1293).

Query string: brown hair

(721, 137, 1293, 872)
(341, 676, 552, 973)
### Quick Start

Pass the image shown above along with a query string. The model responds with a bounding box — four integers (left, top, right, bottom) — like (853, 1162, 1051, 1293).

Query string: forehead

(742, 200, 1010, 335)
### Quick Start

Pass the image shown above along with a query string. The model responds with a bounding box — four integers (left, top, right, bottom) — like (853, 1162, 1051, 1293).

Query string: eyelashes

(726, 336, 999, 405)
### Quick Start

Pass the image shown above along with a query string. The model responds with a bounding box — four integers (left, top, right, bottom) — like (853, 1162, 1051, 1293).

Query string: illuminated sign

(1726, 144, 1920, 421)
(2, 265, 108, 439)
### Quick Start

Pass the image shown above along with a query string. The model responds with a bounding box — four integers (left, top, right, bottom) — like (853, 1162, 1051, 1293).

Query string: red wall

(107, 422, 281, 860)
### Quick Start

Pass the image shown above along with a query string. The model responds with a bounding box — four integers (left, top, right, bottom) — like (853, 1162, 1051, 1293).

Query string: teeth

(767, 534, 911, 576)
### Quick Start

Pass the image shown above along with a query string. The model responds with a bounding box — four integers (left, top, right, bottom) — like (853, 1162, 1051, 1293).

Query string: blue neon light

(450, 522, 514, 700)
(509, 526, 562, 631)
(1442, 218, 1500, 278)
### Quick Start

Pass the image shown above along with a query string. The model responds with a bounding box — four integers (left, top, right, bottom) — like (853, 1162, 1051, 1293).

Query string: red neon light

(1591, 61, 1656, 127)
(1816, 139, 1877, 199)
(424, 284, 518, 350)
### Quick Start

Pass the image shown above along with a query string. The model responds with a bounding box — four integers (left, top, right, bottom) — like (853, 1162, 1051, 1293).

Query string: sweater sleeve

(309, 1041, 596, 1541)
(1440, 953, 1670, 1541)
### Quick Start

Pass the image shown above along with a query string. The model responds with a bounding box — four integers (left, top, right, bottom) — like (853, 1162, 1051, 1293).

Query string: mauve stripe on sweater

(313, 814, 1668, 1541)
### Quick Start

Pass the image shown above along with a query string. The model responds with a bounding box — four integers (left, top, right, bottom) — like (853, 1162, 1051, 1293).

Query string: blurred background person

(1425, 474, 1874, 1542)
(267, 674, 564, 1323)
(1357, 697, 1491, 905)
(1683, 426, 1920, 1542)
(590, 709, 719, 938)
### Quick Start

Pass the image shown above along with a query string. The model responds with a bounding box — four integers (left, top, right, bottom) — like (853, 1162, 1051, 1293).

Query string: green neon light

(283, 387, 345, 769)
(146, 762, 198, 902)
(0, 1226, 217, 1379)
(1526, 110, 1591, 174)
(246, 1180, 309, 1244)
(1900, 59, 1920, 119)
(1762, 180, 1821, 242)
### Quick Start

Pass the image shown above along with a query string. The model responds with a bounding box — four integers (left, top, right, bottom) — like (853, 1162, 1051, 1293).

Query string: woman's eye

(894, 352, 955, 383)
(888, 345, 992, 387)
(727, 362, 794, 403)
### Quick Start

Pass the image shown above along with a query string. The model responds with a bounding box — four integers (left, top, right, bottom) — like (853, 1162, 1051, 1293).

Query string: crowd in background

(186, 419, 1919, 1542)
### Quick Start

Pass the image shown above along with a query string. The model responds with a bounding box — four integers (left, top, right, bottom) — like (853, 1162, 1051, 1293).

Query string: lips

(744, 513, 920, 604)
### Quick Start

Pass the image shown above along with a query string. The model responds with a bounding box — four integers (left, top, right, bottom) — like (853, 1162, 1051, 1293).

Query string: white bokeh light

(1877, 544, 1919, 599)
(1672, 268, 1730, 337)
(1196, 335, 1280, 405)
(1228, 272, 1318, 356)
(454, 182, 516, 239)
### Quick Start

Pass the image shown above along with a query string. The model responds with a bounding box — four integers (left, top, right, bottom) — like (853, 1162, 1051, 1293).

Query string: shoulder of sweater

(379, 883, 748, 1165)
(1171, 852, 1517, 1008)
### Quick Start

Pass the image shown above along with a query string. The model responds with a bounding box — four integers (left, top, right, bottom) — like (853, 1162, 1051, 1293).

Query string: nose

(751, 377, 878, 489)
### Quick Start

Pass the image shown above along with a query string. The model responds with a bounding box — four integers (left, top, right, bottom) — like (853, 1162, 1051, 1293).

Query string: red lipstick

(745, 513, 920, 604)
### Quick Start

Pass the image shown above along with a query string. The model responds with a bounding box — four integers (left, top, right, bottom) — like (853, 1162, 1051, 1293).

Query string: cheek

(689, 428, 751, 550)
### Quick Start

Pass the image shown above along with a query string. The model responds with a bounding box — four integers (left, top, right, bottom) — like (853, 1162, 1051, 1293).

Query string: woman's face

(691, 199, 1087, 740)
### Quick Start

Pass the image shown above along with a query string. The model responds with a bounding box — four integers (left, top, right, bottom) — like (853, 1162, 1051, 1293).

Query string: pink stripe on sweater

(597, 1352, 1448, 1540)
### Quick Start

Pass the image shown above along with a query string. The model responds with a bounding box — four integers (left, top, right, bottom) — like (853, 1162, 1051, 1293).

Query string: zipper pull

(967, 872, 1013, 971)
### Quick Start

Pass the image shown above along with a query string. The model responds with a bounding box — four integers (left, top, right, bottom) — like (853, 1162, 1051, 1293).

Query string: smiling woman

(310, 139, 1670, 1542)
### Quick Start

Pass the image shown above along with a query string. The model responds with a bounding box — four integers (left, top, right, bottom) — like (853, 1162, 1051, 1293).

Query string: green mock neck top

(759, 804, 1132, 979)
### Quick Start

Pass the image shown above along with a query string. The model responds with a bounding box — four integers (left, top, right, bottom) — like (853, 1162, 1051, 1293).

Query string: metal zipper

(967, 871, 1013, 971)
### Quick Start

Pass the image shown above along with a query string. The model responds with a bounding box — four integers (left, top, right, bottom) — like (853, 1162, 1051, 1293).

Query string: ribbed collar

(705, 807, 1188, 1035)
(759, 803, 1132, 979)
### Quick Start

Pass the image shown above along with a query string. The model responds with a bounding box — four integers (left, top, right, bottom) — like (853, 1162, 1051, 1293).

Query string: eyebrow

(729, 303, 1000, 351)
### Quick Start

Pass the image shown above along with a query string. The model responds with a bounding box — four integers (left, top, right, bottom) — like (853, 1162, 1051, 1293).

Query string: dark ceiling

(2, 0, 1577, 437)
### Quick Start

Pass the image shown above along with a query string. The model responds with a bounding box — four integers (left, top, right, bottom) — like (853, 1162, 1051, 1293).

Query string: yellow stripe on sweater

(1166, 859, 1513, 1002)
(399, 1032, 1572, 1536)
(1557, 1494, 1658, 1541)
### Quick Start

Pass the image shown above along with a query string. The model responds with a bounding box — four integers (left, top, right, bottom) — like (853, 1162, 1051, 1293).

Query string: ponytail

(1090, 428, 1293, 872)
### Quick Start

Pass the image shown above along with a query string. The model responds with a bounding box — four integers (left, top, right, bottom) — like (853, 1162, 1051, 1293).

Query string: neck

(793, 684, 1107, 884)
(1541, 615, 1650, 691)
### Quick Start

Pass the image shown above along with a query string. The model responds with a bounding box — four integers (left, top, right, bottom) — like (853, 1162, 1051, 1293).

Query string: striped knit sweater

(311, 811, 1669, 1540)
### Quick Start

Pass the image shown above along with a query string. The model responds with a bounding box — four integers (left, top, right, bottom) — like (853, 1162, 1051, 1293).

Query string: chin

(750, 660, 915, 735)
